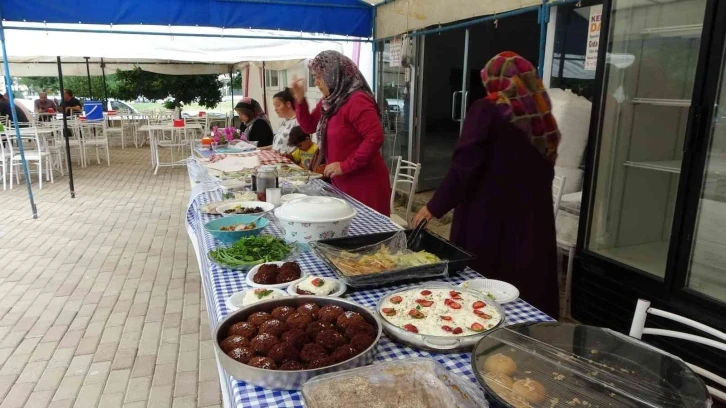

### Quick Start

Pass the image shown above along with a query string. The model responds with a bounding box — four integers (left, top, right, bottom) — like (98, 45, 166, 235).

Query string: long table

(185, 160, 553, 408)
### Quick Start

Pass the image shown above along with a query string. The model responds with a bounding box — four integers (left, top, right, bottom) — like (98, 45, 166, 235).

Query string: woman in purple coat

(413, 52, 561, 318)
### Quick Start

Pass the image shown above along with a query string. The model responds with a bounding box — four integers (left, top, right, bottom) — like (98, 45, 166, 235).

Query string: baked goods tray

(309, 230, 475, 289)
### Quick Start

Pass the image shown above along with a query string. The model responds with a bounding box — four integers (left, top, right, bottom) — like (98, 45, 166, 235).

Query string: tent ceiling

(0, 0, 374, 38)
(0, 23, 344, 76)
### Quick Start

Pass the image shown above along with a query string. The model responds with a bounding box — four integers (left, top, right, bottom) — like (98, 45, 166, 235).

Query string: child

(287, 126, 319, 171)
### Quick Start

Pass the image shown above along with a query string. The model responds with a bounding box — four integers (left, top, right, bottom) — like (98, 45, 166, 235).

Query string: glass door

(586, 0, 707, 278)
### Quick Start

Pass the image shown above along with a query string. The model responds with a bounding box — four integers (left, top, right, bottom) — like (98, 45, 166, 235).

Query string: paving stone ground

(0, 147, 221, 408)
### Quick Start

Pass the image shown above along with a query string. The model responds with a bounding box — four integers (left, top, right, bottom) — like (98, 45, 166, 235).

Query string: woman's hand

(412, 205, 434, 227)
(290, 76, 306, 103)
(323, 162, 344, 178)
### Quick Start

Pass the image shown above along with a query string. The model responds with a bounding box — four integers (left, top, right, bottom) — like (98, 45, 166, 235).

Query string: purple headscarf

(308, 50, 378, 168)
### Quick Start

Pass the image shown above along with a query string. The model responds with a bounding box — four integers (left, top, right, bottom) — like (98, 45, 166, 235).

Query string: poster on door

(584, 5, 603, 71)
(389, 38, 403, 68)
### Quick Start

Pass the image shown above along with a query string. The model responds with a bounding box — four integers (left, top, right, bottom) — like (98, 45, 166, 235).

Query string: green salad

(210, 235, 294, 267)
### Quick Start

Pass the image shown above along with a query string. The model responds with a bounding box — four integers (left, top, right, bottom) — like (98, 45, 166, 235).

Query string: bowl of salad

(204, 215, 270, 244)
(207, 235, 299, 271)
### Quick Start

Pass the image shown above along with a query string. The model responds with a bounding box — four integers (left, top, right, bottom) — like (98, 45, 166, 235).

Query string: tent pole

(537, 1, 548, 74)
(230, 67, 234, 113)
(261, 62, 268, 115)
(101, 58, 109, 110)
(57, 56, 75, 199)
(0, 18, 37, 218)
(85, 57, 93, 99)
(244, 66, 250, 97)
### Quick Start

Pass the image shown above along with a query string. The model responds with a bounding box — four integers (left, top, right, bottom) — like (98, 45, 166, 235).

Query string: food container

(273, 197, 357, 245)
(310, 229, 475, 288)
(280, 193, 307, 204)
(301, 358, 488, 408)
(203, 215, 270, 244)
(459, 279, 519, 304)
(245, 262, 308, 289)
(216, 201, 275, 216)
(214, 296, 382, 390)
(376, 283, 505, 352)
(286, 276, 346, 298)
(472, 322, 711, 408)
(225, 288, 288, 312)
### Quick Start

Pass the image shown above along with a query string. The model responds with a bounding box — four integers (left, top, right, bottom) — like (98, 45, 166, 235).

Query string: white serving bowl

(286, 276, 346, 298)
(459, 279, 519, 304)
(216, 201, 275, 217)
(245, 262, 308, 289)
(273, 196, 357, 245)
(280, 193, 308, 204)
(225, 288, 289, 312)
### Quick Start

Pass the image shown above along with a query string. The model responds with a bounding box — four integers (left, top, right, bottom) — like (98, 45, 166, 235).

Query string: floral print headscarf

(481, 51, 560, 164)
(235, 97, 270, 139)
(308, 50, 378, 168)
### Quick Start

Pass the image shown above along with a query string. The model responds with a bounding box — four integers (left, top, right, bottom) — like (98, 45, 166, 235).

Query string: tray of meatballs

(214, 296, 382, 390)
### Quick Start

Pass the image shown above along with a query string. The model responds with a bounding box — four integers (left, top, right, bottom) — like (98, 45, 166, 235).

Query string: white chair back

(389, 156, 422, 227)
(630, 299, 726, 402)
(553, 175, 567, 217)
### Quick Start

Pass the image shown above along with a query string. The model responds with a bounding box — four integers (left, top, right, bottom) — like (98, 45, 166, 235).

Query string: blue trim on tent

(0, 0, 373, 37)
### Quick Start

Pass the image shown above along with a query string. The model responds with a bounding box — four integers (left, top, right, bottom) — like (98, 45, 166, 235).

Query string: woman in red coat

(291, 51, 391, 216)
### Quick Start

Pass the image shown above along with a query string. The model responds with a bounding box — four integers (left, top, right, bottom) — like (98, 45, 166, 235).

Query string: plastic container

(203, 215, 270, 244)
(302, 358, 489, 408)
(274, 197, 357, 245)
(83, 100, 103, 120)
(310, 229, 473, 288)
(471, 322, 711, 408)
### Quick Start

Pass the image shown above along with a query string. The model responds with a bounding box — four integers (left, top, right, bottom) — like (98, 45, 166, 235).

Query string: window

(265, 70, 281, 89)
(308, 68, 316, 89)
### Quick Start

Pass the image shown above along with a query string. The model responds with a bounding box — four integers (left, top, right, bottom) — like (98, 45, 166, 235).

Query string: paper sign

(389, 38, 403, 68)
(584, 5, 603, 71)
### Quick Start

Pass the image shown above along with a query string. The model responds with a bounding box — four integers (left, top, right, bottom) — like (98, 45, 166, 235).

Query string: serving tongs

(407, 218, 428, 250)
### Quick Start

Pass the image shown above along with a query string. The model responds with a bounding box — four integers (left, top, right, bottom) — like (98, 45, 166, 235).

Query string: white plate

(459, 279, 519, 304)
(286, 276, 346, 297)
(216, 201, 275, 217)
(201, 197, 257, 215)
(225, 288, 288, 312)
(245, 262, 308, 289)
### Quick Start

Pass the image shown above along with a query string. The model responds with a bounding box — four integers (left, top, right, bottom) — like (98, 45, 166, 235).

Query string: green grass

(128, 102, 229, 114)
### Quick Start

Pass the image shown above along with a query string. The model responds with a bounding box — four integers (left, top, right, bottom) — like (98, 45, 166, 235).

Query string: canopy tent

(0, 23, 346, 76)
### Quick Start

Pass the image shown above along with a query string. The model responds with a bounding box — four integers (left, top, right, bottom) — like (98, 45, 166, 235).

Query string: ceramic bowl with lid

(273, 197, 357, 245)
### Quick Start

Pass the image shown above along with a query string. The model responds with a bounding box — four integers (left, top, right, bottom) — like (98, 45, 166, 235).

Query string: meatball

(259, 319, 288, 337)
(349, 334, 375, 353)
(267, 342, 300, 364)
(306, 321, 335, 339)
(253, 264, 279, 284)
(297, 303, 320, 319)
(250, 333, 280, 356)
(336, 311, 365, 330)
(227, 347, 255, 364)
(271, 306, 296, 322)
(318, 305, 345, 323)
(248, 312, 273, 327)
(228, 322, 257, 339)
(331, 345, 357, 363)
(286, 312, 313, 330)
(307, 357, 336, 369)
(316, 329, 347, 351)
(220, 335, 250, 353)
(344, 321, 376, 339)
(280, 262, 301, 276)
(299, 343, 328, 363)
(279, 361, 305, 371)
(276, 267, 301, 284)
(282, 329, 309, 349)
(247, 356, 277, 370)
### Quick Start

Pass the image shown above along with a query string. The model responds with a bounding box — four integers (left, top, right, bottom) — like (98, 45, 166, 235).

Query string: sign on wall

(584, 5, 603, 71)
(389, 38, 403, 68)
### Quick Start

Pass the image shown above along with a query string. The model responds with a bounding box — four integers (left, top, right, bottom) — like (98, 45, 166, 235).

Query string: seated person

(0, 93, 30, 127)
(286, 126, 319, 171)
(35, 92, 58, 114)
(63, 89, 83, 115)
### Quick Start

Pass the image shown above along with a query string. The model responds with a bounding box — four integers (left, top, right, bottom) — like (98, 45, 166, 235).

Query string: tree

(115, 69, 223, 109)
(17, 77, 59, 94)
(16, 75, 120, 99)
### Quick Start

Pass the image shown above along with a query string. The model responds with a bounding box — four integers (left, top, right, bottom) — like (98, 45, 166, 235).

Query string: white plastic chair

(10, 124, 54, 189)
(105, 109, 131, 149)
(630, 299, 726, 402)
(153, 123, 189, 175)
(552, 175, 567, 218)
(389, 156, 422, 228)
(1, 132, 13, 190)
(552, 175, 573, 318)
(80, 120, 110, 166)
(185, 116, 209, 139)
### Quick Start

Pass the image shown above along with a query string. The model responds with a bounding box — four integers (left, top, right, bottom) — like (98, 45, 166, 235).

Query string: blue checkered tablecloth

(185, 180, 553, 408)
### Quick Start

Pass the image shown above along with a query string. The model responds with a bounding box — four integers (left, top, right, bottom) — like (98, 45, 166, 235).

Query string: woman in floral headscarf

(291, 50, 391, 216)
(413, 51, 561, 318)
(235, 97, 273, 147)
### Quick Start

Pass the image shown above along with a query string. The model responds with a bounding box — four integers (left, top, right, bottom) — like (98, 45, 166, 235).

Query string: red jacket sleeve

(340, 92, 384, 175)
(427, 99, 496, 218)
(295, 99, 321, 135)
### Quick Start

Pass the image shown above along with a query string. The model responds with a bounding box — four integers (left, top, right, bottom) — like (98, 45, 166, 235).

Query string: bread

(512, 378, 547, 404)
(484, 372, 514, 397)
(482, 353, 517, 376)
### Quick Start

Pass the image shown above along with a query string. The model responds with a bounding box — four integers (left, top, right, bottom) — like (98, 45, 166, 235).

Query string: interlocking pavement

(0, 148, 221, 408)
